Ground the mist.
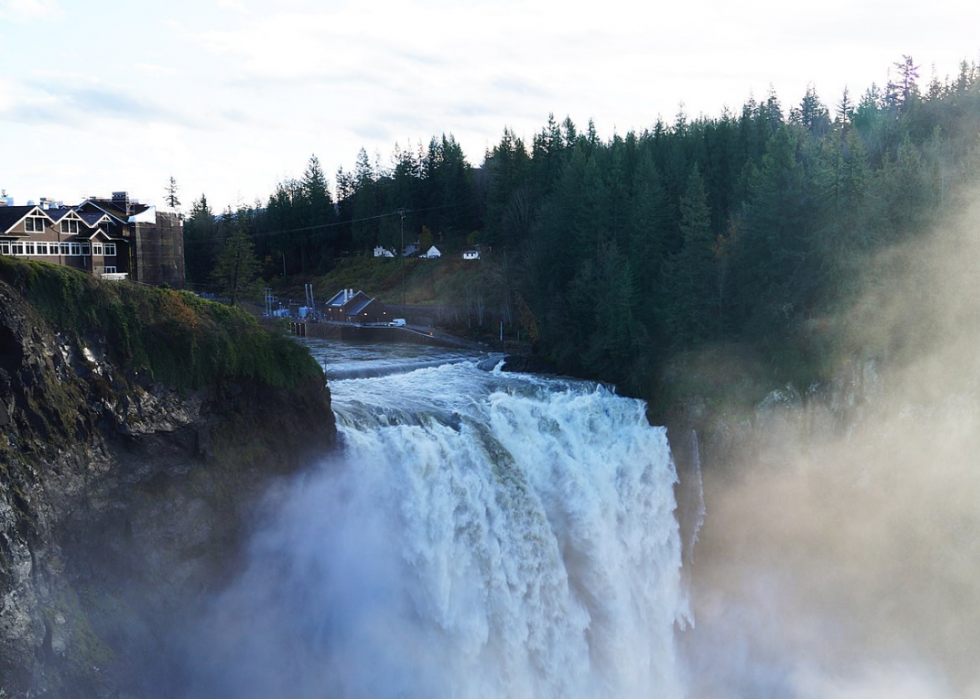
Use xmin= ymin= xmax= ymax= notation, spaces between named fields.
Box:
xmin=176 ymin=462 xmax=451 ymax=699
xmin=681 ymin=184 xmax=980 ymax=698
xmin=157 ymin=185 xmax=980 ymax=698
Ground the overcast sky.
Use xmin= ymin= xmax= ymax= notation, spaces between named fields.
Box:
xmin=1 ymin=0 xmax=977 ymax=212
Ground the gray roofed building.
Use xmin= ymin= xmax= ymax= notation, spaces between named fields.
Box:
xmin=326 ymin=288 xmax=357 ymax=308
xmin=0 ymin=206 xmax=38 ymax=234
xmin=78 ymin=211 xmax=111 ymax=227
xmin=322 ymin=288 xmax=389 ymax=324
xmin=343 ymin=293 xmax=374 ymax=316
xmin=44 ymin=208 xmax=72 ymax=223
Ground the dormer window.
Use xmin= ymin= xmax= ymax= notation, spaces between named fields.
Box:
xmin=26 ymin=216 xmax=46 ymax=232
xmin=61 ymin=220 xmax=80 ymax=234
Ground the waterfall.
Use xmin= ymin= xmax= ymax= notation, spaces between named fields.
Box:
xmin=678 ymin=430 xmax=706 ymax=568
xmin=182 ymin=358 xmax=688 ymax=699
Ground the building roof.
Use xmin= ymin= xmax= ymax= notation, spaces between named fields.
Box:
xmin=326 ymin=289 xmax=357 ymax=307
xmin=76 ymin=200 xmax=129 ymax=225
xmin=0 ymin=206 xmax=36 ymax=233
xmin=78 ymin=211 xmax=112 ymax=227
xmin=0 ymin=206 xmax=50 ymax=234
xmin=46 ymin=209 xmax=96 ymax=228
xmin=45 ymin=208 xmax=72 ymax=223
xmin=127 ymin=205 xmax=155 ymax=223
xmin=344 ymin=294 xmax=375 ymax=316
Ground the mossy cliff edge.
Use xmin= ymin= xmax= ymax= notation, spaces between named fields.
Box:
xmin=0 ymin=258 xmax=336 ymax=698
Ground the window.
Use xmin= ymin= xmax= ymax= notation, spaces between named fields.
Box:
xmin=61 ymin=220 xmax=80 ymax=234
xmin=12 ymin=242 xmax=24 ymax=255
xmin=69 ymin=243 xmax=81 ymax=256
xmin=104 ymin=243 xmax=117 ymax=256
xmin=81 ymin=243 xmax=90 ymax=255
xmin=92 ymin=243 xmax=103 ymax=255
xmin=104 ymin=266 xmax=117 ymax=274
xmin=60 ymin=242 xmax=71 ymax=255
xmin=25 ymin=216 xmax=46 ymax=232
xmin=0 ymin=241 xmax=10 ymax=255
xmin=36 ymin=242 xmax=48 ymax=255
xmin=24 ymin=242 xmax=36 ymax=255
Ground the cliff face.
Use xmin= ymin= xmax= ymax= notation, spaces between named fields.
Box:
xmin=0 ymin=275 xmax=336 ymax=698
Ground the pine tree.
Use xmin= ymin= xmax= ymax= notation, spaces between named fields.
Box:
xmin=735 ymin=126 xmax=817 ymax=334
xmin=890 ymin=55 xmax=921 ymax=110
xmin=790 ymin=85 xmax=831 ymax=136
xmin=484 ymin=128 xmax=531 ymax=247
xmin=165 ymin=176 xmax=181 ymax=211
xmin=351 ymin=148 xmax=379 ymax=252
xmin=212 ymin=210 xmax=260 ymax=306
xmin=663 ymin=166 xmax=717 ymax=347
xmin=836 ymin=87 xmax=854 ymax=126
xmin=184 ymin=194 xmax=217 ymax=284
xmin=299 ymin=154 xmax=336 ymax=273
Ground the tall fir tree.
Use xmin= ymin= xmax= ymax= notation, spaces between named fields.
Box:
xmin=663 ymin=166 xmax=717 ymax=347
xmin=212 ymin=210 xmax=260 ymax=306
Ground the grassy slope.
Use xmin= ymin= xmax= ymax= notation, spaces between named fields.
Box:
xmin=0 ymin=256 xmax=323 ymax=391
xmin=273 ymin=255 xmax=478 ymax=307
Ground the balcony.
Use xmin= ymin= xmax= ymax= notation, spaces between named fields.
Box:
xmin=100 ymin=272 xmax=129 ymax=281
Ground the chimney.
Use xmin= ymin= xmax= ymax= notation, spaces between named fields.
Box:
xmin=112 ymin=191 xmax=130 ymax=213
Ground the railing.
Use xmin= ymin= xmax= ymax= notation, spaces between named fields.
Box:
xmin=100 ymin=272 xmax=129 ymax=281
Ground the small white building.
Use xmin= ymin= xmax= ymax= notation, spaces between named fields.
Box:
xmin=423 ymin=245 xmax=443 ymax=258
xmin=462 ymin=249 xmax=481 ymax=260
xmin=373 ymin=245 xmax=395 ymax=258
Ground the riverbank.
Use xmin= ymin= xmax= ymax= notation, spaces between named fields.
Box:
xmin=258 ymin=316 xmax=490 ymax=351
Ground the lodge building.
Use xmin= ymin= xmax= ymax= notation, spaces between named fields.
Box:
xmin=0 ymin=191 xmax=185 ymax=287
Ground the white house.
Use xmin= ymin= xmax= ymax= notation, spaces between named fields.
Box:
xmin=422 ymin=245 xmax=442 ymax=258
xmin=462 ymin=249 xmax=481 ymax=260
xmin=373 ymin=245 xmax=395 ymax=258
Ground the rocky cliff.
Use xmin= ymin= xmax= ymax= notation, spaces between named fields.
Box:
xmin=0 ymin=260 xmax=336 ymax=698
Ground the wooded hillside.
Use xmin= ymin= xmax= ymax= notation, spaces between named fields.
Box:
xmin=184 ymin=55 xmax=980 ymax=398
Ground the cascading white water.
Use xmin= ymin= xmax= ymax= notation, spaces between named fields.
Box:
xmin=183 ymin=349 xmax=688 ymax=699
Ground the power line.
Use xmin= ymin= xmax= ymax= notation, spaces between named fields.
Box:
xmin=181 ymin=203 xmax=461 ymax=248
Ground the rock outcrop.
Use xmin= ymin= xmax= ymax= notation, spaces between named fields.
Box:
xmin=0 ymin=274 xmax=336 ymax=698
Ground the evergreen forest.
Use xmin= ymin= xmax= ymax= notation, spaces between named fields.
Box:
xmin=183 ymin=56 xmax=980 ymax=401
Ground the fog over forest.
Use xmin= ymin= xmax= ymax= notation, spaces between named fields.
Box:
xmin=681 ymin=183 xmax=980 ymax=698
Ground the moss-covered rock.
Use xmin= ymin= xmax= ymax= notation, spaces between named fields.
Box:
xmin=0 ymin=256 xmax=322 ymax=392
xmin=0 ymin=260 xmax=336 ymax=698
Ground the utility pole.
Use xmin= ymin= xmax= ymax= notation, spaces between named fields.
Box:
xmin=397 ymin=208 xmax=407 ymax=306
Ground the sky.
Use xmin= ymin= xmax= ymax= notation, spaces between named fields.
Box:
xmin=1 ymin=0 xmax=978 ymax=213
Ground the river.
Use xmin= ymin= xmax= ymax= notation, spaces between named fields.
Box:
xmin=180 ymin=339 xmax=690 ymax=699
